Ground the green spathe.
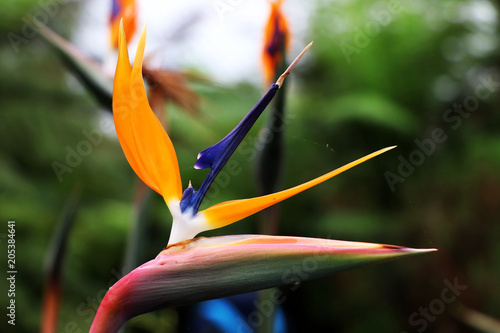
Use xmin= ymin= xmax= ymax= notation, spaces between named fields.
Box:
xmin=90 ymin=235 xmax=435 ymax=332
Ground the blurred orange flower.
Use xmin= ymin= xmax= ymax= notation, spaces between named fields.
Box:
xmin=110 ymin=0 xmax=137 ymax=49
xmin=262 ymin=0 xmax=290 ymax=85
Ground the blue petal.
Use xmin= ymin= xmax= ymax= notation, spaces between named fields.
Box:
xmin=196 ymin=298 xmax=244 ymax=332
xmin=195 ymin=83 xmax=280 ymax=170
xmin=181 ymin=83 xmax=280 ymax=214
xmin=190 ymin=292 xmax=288 ymax=333
xmin=110 ymin=0 xmax=121 ymax=20
xmin=179 ymin=184 xmax=195 ymax=212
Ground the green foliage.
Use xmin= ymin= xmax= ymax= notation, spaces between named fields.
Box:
xmin=1 ymin=0 xmax=40 ymax=32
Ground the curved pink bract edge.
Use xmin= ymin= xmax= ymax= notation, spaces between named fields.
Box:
xmin=90 ymin=235 xmax=436 ymax=332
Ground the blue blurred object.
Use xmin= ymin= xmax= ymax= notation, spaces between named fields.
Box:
xmin=188 ymin=292 xmax=287 ymax=333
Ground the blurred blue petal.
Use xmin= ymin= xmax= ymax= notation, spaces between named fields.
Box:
xmin=190 ymin=292 xmax=287 ymax=333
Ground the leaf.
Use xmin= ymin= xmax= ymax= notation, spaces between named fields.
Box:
xmin=39 ymin=24 xmax=114 ymax=110
xmin=42 ymin=185 xmax=81 ymax=333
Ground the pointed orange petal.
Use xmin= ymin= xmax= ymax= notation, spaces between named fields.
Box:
xmin=113 ymin=22 xmax=157 ymax=191
xmin=113 ymin=23 xmax=182 ymax=202
xmin=201 ymin=146 xmax=395 ymax=228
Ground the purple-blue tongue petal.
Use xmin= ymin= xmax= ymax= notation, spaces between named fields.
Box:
xmin=195 ymin=83 xmax=279 ymax=170
xmin=181 ymin=83 xmax=280 ymax=214
xmin=180 ymin=42 xmax=313 ymax=215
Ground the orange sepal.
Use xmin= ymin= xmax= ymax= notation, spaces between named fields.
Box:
xmin=112 ymin=23 xmax=182 ymax=202
xmin=202 ymin=146 xmax=395 ymax=228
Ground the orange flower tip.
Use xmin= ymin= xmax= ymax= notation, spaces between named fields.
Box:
xmin=382 ymin=145 xmax=397 ymax=152
xmin=276 ymin=41 xmax=313 ymax=87
xmin=368 ymin=145 xmax=396 ymax=156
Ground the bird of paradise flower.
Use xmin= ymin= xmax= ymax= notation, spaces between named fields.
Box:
xmin=114 ymin=24 xmax=395 ymax=245
xmin=89 ymin=22 xmax=436 ymax=333
xmin=110 ymin=0 xmax=137 ymax=50
xmin=262 ymin=0 xmax=290 ymax=85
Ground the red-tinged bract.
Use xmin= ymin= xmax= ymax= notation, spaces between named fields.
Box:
xmin=90 ymin=235 xmax=436 ymax=332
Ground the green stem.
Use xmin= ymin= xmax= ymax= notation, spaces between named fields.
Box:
xmin=256 ymin=58 xmax=288 ymax=333
xmin=256 ymin=288 xmax=278 ymax=333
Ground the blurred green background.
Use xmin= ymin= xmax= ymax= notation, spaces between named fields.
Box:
xmin=1 ymin=0 xmax=500 ymax=332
